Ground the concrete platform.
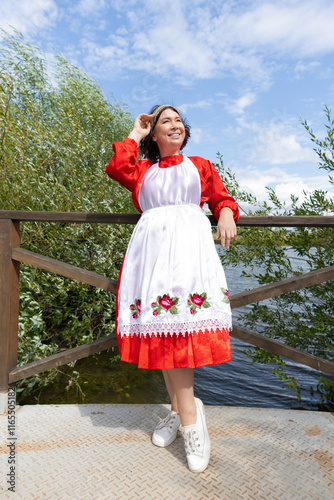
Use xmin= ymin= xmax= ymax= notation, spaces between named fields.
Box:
xmin=0 ymin=404 xmax=333 ymax=499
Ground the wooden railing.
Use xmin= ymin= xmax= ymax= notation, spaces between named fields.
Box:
xmin=1 ymin=210 xmax=334 ymax=394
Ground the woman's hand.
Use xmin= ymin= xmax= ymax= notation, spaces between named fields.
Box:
xmin=216 ymin=207 xmax=237 ymax=249
xmin=128 ymin=113 xmax=154 ymax=144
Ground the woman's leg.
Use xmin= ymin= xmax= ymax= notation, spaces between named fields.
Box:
xmin=162 ymin=369 xmax=178 ymax=413
xmin=162 ymin=368 xmax=197 ymax=426
xmin=161 ymin=367 xmax=210 ymax=472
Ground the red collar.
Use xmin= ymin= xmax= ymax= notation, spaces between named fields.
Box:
xmin=158 ymin=155 xmax=184 ymax=168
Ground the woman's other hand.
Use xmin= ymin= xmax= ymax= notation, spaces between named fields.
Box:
xmin=128 ymin=113 xmax=154 ymax=144
xmin=216 ymin=207 xmax=237 ymax=249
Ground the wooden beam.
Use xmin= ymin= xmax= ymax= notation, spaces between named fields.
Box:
xmin=230 ymin=265 xmax=334 ymax=309
xmin=0 ymin=220 xmax=20 ymax=391
xmin=231 ymin=325 xmax=334 ymax=376
xmin=209 ymin=215 xmax=334 ymax=227
xmin=0 ymin=210 xmax=141 ymax=224
xmin=8 ymin=334 xmax=118 ymax=383
xmin=9 ymin=325 xmax=334 ymax=382
xmin=0 ymin=210 xmax=334 ymax=227
xmin=12 ymin=248 xmax=117 ymax=293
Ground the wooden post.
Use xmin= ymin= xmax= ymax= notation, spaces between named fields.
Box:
xmin=0 ymin=219 xmax=20 ymax=413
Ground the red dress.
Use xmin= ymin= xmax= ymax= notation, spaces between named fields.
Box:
xmin=105 ymin=138 xmax=239 ymax=369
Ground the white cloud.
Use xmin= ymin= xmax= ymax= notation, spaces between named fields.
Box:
xmin=213 ymin=1 xmax=334 ymax=58
xmin=294 ymin=61 xmax=321 ymax=75
xmin=235 ymin=166 xmax=333 ymax=206
xmin=234 ymin=118 xmax=317 ymax=165
xmin=225 ymin=93 xmax=257 ymax=116
xmin=190 ymin=127 xmax=204 ymax=144
xmin=71 ymin=0 xmax=107 ymax=17
xmin=0 ymin=0 xmax=58 ymax=35
xmin=129 ymin=10 xmax=217 ymax=79
xmin=2 ymin=0 xmax=334 ymax=86
xmin=127 ymin=0 xmax=334 ymax=81
xmin=178 ymin=100 xmax=213 ymax=114
xmin=251 ymin=129 xmax=316 ymax=165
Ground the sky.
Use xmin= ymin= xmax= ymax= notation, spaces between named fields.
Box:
xmin=1 ymin=0 xmax=334 ymax=210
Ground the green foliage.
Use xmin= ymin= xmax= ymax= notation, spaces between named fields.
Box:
xmin=245 ymin=348 xmax=302 ymax=400
xmin=316 ymin=374 xmax=334 ymax=405
xmin=215 ymin=108 xmax=334 ymax=405
xmin=0 ymin=31 xmax=135 ymax=400
xmin=301 ymin=104 xmax=334 ymax=174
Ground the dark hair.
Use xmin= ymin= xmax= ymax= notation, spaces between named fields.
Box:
xmin=139 ymin=105 xmax=191 ymax=162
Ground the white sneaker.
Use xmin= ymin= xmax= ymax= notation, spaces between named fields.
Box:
xmin=152 ymin=411 xmax=181 ymax=447
xmin=182 ymin=397 xmax=210 ymax=473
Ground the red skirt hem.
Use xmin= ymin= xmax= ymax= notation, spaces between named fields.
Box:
xmin=116 ymin=327 xmax=231 ymax=369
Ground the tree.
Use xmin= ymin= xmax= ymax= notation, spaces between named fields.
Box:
xmin=0 ymin=31 xmax=134 ymax=400
xmin=215 ymin=108 xmax=334 ymax=405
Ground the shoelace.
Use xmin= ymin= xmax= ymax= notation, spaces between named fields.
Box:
xmin=155 ymin=413 xmax=176 ymax=430
xmin=183 ymin=429 xmax=201 ymax=455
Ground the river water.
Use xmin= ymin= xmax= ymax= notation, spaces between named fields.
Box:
xmin=20 ymin=248 xmax=333 ymax=411
xmin=196 ymin=261 xmax=332 ymax=411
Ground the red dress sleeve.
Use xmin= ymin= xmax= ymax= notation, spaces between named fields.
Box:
xmin=104 ymin=137 xmax=142 ymax=192
xmin=104 ymin=137 xmax=152 ymax=213
xmin=189 ymin=157 xmax=240 ymax=222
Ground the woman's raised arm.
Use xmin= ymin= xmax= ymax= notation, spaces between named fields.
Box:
xmin=128 ymin=113 xmax=154 ymax=144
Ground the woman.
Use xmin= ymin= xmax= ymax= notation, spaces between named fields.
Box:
xmin=105 ymin=105 xmax=239 ymax=473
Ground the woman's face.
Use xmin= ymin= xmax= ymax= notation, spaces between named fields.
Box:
xmin=152 ymin=108 xmax=186 ymax=157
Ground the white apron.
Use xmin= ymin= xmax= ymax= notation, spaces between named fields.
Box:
xmin=117 ymin=156 xmax=232 ymax=338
